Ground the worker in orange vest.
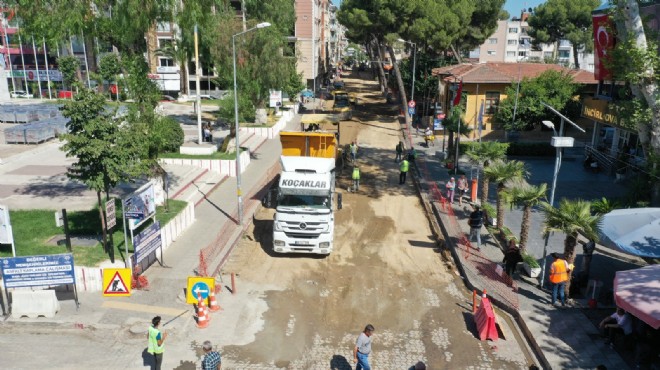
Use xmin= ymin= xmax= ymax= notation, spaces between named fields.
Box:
xmin=549 ymin=252 xmax=571 ymax=307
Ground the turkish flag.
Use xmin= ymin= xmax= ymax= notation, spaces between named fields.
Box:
xmin=593 ymin=14 xmax=615 ymax=80
xmin=452 ymin=80 xmax=463 ymax=107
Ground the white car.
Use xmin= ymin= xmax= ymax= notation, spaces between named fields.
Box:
xmin=10 ymin=90 xmax=33 ymax=99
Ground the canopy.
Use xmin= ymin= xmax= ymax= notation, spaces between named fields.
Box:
xmin=614 ymin=264 xmax=660 ymax=329
xmin=599 ymin=208 xmax=660 ymax=258
xmin=301 ymin=89 xmax=314 ymax=98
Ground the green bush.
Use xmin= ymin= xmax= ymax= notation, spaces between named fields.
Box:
xmin=152 ymin=116 xmax=184 ymax=153
xmin=506 ymin=142 xmax=555 ymax=157
xmin=523 ymin=253 xmax=540 ymax=268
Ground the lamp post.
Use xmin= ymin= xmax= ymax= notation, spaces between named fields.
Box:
xmin=537 ymin=102 xmax=585 ymax=288
xmin=397 ymin=38 xmax=416 ymax=102
xmin=233 ymin=22 xmax=271 ymax=226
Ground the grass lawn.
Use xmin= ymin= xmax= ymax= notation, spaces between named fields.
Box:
xmin=0 ymin=199 xmax=188 ymax=267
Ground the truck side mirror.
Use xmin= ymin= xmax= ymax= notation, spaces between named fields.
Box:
xmin=337 ymin=192 xmax=342 ymax=210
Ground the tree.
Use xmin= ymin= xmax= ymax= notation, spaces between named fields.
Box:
xmin=57 ymin=55 xmax=80 ymax=92
xmin=484 ymin=160 xmax=528 ymax=229
xmin=541 ymin=199 xmax=602 ymax=296
xmin=527 ymin=0 xmax=600 ymax=69
xmin=466 ymin=141 xmax=509 ymax=205
xmin=493 ymin=70 xmax=578 ymax=131
xmin=443 ymin=105 xmax=472 ymax=156
xmin=98 ymin=54 xmax=122 ymax=99
xmin=59 ymin=89 xmax=148 ymax=261
xmin=507 ymin=182 xmax=548 ymax=253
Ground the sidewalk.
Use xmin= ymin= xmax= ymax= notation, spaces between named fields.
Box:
xmin=409 ymin=130 xmax=634 ymax=369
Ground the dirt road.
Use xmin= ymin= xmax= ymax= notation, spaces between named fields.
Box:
xmin=218 ymin=74 xmax=531 ymax=369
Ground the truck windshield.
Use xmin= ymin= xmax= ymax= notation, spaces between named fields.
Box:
xmin=278 ymin=194 xmax=330 ymax=209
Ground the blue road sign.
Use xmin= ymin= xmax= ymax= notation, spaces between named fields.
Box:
xmin=191 ymin=281 xmax=210 ymax=300
xmin=1 ymin=253 xmax=75 ymax=289
xmin=408 ymin=107 xmax=416 ymax=116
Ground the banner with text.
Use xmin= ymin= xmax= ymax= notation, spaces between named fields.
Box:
xmin=1 ymin=253 xmax=75 ymax=289
xmin=124 ymin=183 xmax=156 ymax=230
xmin=132 ymin=221 xmax=162 ymax=265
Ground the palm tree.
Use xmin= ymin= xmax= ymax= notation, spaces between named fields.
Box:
xmin=466 ymin=141 xmax=509 ymax=205
xmin=508 ymin=182 xmax=548 ymax=253
xmin=484 ymin=160 xmax=528 ymax=229
xmin=541 ymin=199 xmax=602 ymax=296
xmin=155 ymin=42 xmax=189 ymax=96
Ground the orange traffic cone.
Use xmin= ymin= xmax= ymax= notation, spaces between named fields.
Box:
xmin=482 ymin=289 xmax=488 ymax=299
xmin=196 ymin=292 xmax=209 ymax=328
xmin=208 ymin=289 xmax=221 ymax=312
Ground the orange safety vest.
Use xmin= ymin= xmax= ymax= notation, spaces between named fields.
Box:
xmin=549 ymin=259 xmax=569 ymax=284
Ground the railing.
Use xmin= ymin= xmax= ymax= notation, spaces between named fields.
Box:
xmin=585 ymin=145 xmax=615 ymax=175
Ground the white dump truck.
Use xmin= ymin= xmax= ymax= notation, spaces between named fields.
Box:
xmin=272 ymin=132 xmax=340 ymax=254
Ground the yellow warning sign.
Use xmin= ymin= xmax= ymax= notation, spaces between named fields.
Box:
xmin=103 ymin=268 xmax=132 ymax=297
xmin=186 ymin=277 xmax=215 ymax=304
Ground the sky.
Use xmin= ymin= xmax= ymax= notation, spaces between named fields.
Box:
xmin=504 ymin=0 xmax=546 ymax=18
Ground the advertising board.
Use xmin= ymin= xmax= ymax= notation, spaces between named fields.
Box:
xmin=1 ymin=253 xmax=75 ymax=289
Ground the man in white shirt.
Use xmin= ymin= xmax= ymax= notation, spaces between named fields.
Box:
xmin=599 ymin=307 xmax=633 ymax=346
xmin=353 ymin=324 xmax=374 ymax=370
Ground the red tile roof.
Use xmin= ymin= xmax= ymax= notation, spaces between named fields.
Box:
xmin=432 ymin=62 xmax=598 ymax=85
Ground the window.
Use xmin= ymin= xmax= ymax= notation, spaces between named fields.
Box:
xmin=544 ymin=51 xmax=553 ymax=59
xmin=159 ymin=58 xmax=174 ymax=67
xmin=521 ymin=26 xmax=529 ymax=34
xmin=157 ymin=38 xmax=172 ymax=49
xmin=487 ymin=50 xmax=496 ymax=55
xmin=518 ymin=51 xmax=527 ymax=57
xmin=507 ymin=51 xmax=516 ymax=57
xmin=488 ymin=38 xmax=497 ymax=44
xmin=508 ymin=27 xmax=518 ymax=33
xmin=484 ymin=92 xmax=500 ymax=114
xmin=508 ymin=39 xmax=517 ymax=45
xmin=156 ymin=22 xmax=171 ymax=32
xmin=558 ymin=50 xmax=570 ymax=58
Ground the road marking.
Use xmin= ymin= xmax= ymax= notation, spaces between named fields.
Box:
xmin=101 ymin=301 xmax=191 ymax=317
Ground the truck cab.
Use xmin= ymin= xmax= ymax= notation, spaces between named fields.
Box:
xmin=273 ymin=156 xmax=336 ymax=254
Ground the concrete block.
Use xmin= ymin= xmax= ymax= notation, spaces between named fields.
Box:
xmin=11 ymin=290 xmax=60 ymax=318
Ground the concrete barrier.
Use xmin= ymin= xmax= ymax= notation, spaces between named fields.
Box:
xmin=159 ymin=150 xmax=250 ymax=177
xmin=11 ymin=289 xmax=60 ymax=318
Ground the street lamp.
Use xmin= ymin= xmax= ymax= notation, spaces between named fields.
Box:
xmin=233 ymin=21 xmax=271 ymax=226
xmin=537 ymin=103 xmax=585 ymax=288
xmin=397 ymin=38 xmax=416 ymax=102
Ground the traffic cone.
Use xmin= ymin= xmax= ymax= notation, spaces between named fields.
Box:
xmin=196 ymin=292 xmax=209 ymax=328
xmin=208 ymin=289 xmax=221 ymax=312
xmin=482 ymin=289 xmax=488 ymax=299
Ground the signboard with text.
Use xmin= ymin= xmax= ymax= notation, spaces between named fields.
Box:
xmin=269 ymin=90 xmax=283 ymax=108
xmin=106 ymin=199 xmax=116 ymax=230
xmin=124 ymin=183 xmax=156 ymax=230
xmin=7 ymin=70 xmax=63 ymax=82
xmin=132 ymin=221 xmax=162 ymax=265
xmin=0 ymin=204 xmax=13 ymax=244
xmin=1 ymin=253 xmax=75 ymax=289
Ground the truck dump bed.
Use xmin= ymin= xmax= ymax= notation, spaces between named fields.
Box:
xmin=280 ymin=131 xmax=337 ymax=159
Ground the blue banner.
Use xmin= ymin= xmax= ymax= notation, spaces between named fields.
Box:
xmin=133 ymin=222 xmax=162 ymax=264
xmin=1 ymin=253 xmax=75 ymax=289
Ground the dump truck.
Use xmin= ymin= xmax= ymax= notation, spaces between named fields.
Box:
xmin=272 ymin=132 xmax=340 ymax=255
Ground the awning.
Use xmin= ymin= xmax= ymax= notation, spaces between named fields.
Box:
xmin=599 ymin=208 xmax=660 ymax=258
xmin=614 ymin=264 xmax=660 ymax=329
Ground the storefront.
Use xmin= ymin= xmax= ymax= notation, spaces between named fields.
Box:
xmin=581 ymin=97 xmax=643 ymax=158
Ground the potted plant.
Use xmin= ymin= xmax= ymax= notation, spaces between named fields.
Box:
xmin=522 ymin=253 xmax=541 ymax=278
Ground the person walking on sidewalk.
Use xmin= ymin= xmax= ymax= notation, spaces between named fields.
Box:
xmin=352 ymin=165 xmax=360 ymax=192
xmin=446 ymin=177 xmax=456 ymax=204
xmin=457 ymin=175 xmax=468 ymax=205
xmin=503 ymin=241 xmax=523 ymax=278
xmin=549 ymin=253 xmax=571 ymax=307
xmin=468 ymin=206 xmax=484 ymax=249
xmin=201 ymin=340 xmax=222 ymax=370
xmin=395 ymin=141 xmax=403 ymax=162
xmin=353 ymin=324 xmax=375 ymax=370
xmin=399 ymin=158 xmax=410 ymax=184
xmin=147 ymin=316 xmax=167 ymax=370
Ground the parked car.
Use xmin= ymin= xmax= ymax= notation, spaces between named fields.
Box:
xmin=10 ymin=90 xmax=33 ymax=99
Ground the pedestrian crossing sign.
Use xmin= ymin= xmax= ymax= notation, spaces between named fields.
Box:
xmin=103 ymin=268 xmax=132 ymax=297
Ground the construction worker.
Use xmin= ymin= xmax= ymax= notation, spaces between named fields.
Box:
xmin=147 ymin=316 xmax=167 ymax=370
xmin=399 ymin=157 xmax=409 ymax=184
xmin=352 ymin=165 xmax=360 ymax=192
xmin=549 ymin=253 xmax=571 ymax=307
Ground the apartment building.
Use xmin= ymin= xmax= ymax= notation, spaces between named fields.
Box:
xmin=471 ymin=13 xmax=594 ymax=72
